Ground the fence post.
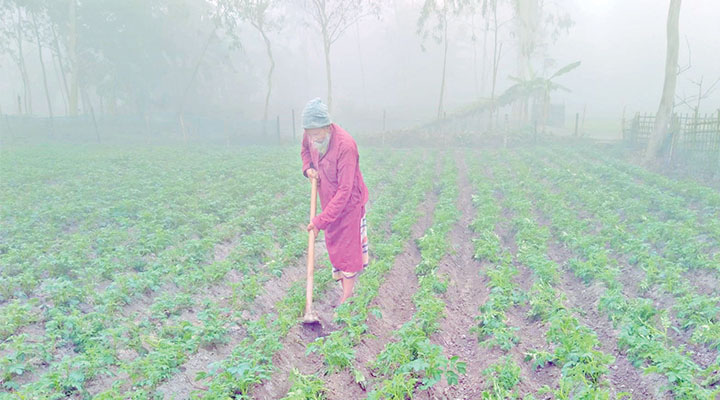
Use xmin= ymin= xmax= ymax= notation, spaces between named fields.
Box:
xmin=224 ymin=118 xmax=230 ymax=147
xmin=145 ymin=114 xmax=151 ymax=137
xmin=179 ymin=113 xmax=188 ymax=144
xmin=717 ymin=109 xmax=720 ymax=175
xmin=89 ymin=102 xmax=100 ymax=144
xmin=276 ymin=115 xmax=281 ymax=145
xmin=292 ymin=109 xmax=296 ymax=143
xmin=631 ymin=113 xmax=640 ymax=144
xmin=503 ymin=113 xmax=509 ymax=148
xmin=574 ymin=113 xmax=579 ymax=137
xmin=0 ymin=105 xmax=12 ymax=141
xmin=382 ymin=109 xmax=386 ymax=146
xmin=668 ymin=113 xmax=679 ymax=165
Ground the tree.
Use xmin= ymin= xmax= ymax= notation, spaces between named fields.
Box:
xmin=676 ymin=75 xmax=720 ymax=118
xmin=78 ymin=0 xmax=201 ymax=114
xmin=483 ymin=0 xmax=506 ymax=130
xmin=645 ymin=0 xmax=681 ymax=164
xmin=0 ymin=1 xmax=34 ymax=114
xmin=67 ymin=0 xmax=78 ymax=115
xmin=28 ymin=2 xmax=55 ymax=128
xmin=0 ymin=1 xmax=23 ymax=113
xmin=216 ymin=0 xmax=281 ymax=131
xmin=503 ymin=60 xmax=580 ymax=131
xmin=304 ymin=0 xmax=380 ymax=113
xmin=510 ymin=0 xmax=572 ymax=125
xmin=418 ymin=0 xmax=463 ymax=120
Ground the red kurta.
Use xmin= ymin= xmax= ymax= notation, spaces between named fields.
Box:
xmin=301 ymin=124 xmax=369 ymax=272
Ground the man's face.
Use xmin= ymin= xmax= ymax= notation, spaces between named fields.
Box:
xmin=305 ymin=126 xmax=330 ymax=145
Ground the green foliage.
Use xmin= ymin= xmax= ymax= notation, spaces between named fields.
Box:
xmin=1 ymin=147 xmax=388 ymax=399
xmin=367 ymin=373 xmax=417 ymax=400
xmin=511 ymin=147 xmax=719 ymax=398
xmin=481 ymin=356 xmax=521 ymax=400
xmin=369 ymin=156 xmax=466 ymax=396
xmin=524 ymin=349 xmax=556 ymax=370
xmin=4 ymin=145 xmax=720 ymax=399
xmin=282 ymin=368 xmax=327 ymax=400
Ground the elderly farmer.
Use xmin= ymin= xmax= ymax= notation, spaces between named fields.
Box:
xmin=301 ymin=98 xmax=369 ymax=306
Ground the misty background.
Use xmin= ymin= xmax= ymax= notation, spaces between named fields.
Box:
xmin=0 ymin=0 xmax=718 ymax=143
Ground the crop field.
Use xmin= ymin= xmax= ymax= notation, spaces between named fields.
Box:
xmin=2 ymin=145 xmax=720 ymax=400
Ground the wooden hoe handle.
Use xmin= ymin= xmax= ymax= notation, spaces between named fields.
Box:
xmin=304 ymin=178 xmax=318 ymax=318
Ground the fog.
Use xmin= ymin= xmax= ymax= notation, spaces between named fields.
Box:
xmin=1 ymin=0 xmax=718 ymax=141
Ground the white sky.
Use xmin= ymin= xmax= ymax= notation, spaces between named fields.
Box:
xmin=551 ymin=0 xmax=720 ymax=120
xmin=1 ymin=0 xmax=718 ymax=136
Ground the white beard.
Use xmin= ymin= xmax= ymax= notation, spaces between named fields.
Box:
xmin=312 ymin=136 xmax=330 ymax=155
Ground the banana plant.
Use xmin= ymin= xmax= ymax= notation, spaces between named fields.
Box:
xmin=499 ymin=60 xmax=581 ymax=131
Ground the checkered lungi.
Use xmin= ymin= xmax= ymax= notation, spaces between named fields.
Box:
xmin=332 ymin=212 xmax=368 ymax=281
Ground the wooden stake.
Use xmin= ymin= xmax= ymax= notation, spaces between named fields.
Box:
xmin=292 ymin=109 xmax=296 ymax=142
xmin=574 ymin=113 xmax=579 ymax=137
xmin=180 ymin=113 xmax=188 ymax=144
xmin=276 ymin=115 xmax=281 ymax=145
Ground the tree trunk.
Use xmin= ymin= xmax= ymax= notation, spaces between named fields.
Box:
xmin=515 ymin=0 xmax=539 ymax=126
xmin=178 ymin=31 xmax=214 ymax=115
xmin=68 ymin=0 xmax=79 ymax=116
xmin=355 ymin=21 xmax=367 ymax=106
xmin=32 ymin=12 xmax=54 ymax=132
xmin=437 ymin=16 xmax=448 ymax=120
xmin=16 ymin=8 xmax=32 ymax=115
xmin=81 ymin=88 xmax=100 ymax=143
xmin=50 ymin=44 xmax=69 ymax=114
xmin=480 ymin=18 xmax=489 ymax=99
xmin=50 ymin=23 xmax=70 ymax=114
xmin=645 ymin=0 xmax=681 ymax=164
xmin=259 ymin=26 xmax=274 ymax=133
xmin=323 ymin=36 xmax=333 ymax=114
xmin=489 ymin=4 xmax=501 ymax=131
xmin=471 ymin=15 xmax=480 ymax=99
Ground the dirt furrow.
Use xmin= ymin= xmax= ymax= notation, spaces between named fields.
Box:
xmin=535 ymin=162 xmax=720 ymax=371
xmin=533 ymin=209 xmax=667 ymax=399
xmin=314 ymin=189 xmax=439 ymax=400
xmin=154 ymin=177 xmax=400 ymax=398
xmin=153 ymin=240 xmax=319 ymax=399
xmin=418 ymin=154 xmax=494 ymax=399
xmin=495 ymin=206 xmax=560 ymax=397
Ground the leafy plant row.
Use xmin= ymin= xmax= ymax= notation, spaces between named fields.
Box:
xmin=1 ymin=152 xmax=306 ymax=397
xmin=0 ymin=149 xmax=322 ymax=339
xmin=530 ymin=150 xmax=720 ymax=352
xmin=515 ymin=151 xmax=720 ymax=398
xmin=491 ymin=154 xmax=618 ymax=400
xmin=1 ymin=148 xmax=282 ymax=303
xmin=464 ymin=154 xmax=527 ymax=399
xmin=99 ymin=151 xmax=399 ymax=399
xmin=182 ymin=152 xmax=409 ymax=400
xmin=1 ymin=149 xmax=391 ymax=398
xmin=1 ymin=158 xmax=311 ymax=397
xmin=578 ymin=148 xmax=720 ymax=211
xmin=304 ymin=152 xmax=435 ymax=390
xmin=367 ymin=155 xmax=466 ymax=399
xmin=465 ymin=155 xmax=522 ymax=353
xmin=552 ymin=147 xmax=720 ymax=273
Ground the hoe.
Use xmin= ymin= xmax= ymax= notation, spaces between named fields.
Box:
xmin=303 ymin=177 xmax=321 ymax=324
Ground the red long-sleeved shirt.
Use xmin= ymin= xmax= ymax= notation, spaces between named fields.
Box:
xmin=301 ymin=123 xmax=369 ymax=271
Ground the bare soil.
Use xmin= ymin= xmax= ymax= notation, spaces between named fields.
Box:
xmin=311 ymin=189 xmax=438 ymax=399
